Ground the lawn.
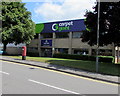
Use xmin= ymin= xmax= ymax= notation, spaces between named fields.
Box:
xmin=4 ymin=56 xmax=120 ymax=76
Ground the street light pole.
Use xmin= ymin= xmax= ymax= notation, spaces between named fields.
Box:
xmin=96 ymin=0 xmax=100 ymax=72
xmin=38 ymin=33 xmax=41 ymax=57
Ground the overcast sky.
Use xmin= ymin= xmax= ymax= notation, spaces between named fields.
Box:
xmin=23 ymin=0 xmax=96 ymax=23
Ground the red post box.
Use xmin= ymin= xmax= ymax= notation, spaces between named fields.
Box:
xmin=22 ymin=46 xmax=26 ymax=60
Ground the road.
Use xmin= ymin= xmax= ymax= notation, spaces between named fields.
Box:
xmin=0 ymin=60 xmax=119 ymax=95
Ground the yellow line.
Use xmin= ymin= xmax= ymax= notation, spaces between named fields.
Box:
xmin=1 ymin=60 xmax=119 ymax=86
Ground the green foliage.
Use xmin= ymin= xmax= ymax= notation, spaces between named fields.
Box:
xmin=1 ymin=2 xmax=35 ymax=46
xmin=27 ymin=52 xmax=39 ymax=57
xmin=35 ymin=23 xmax=44 ymax=33
xmin=53 ymin=53 xmax=113 ymax=63
xmin=82 ymin=2 xmax=120 ymax=46
xmin=0 ymin=2 xmax=2 ymax=34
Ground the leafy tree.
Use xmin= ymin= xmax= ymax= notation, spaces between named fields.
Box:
xmin=1 ymin=2 xmax=35 ymax=53
xmin=82 ymin=2 xmax=120 ymax=47
xmin=0 ymin=2 xmax=2 ymax=36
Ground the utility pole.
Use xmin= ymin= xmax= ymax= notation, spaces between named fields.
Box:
xmin=38 ymin=34 xmax=41 ymax=57
xmin=96 ymin=0 xmax=100 ymax=72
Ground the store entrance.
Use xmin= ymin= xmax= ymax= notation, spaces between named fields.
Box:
xmin=41 ymin=48 xmax=52 ymax=57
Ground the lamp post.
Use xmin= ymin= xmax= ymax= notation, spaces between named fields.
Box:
xmin=38 ymin=33 xmax=41 ymax=57
xmin=96 ymin=0 xmax=100 ymax=72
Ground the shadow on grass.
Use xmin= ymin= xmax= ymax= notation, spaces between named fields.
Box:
xmin=46 ymin=60 xmax=97 ymax=73
xmin=46 ymin=60 xmax=120 ymax=76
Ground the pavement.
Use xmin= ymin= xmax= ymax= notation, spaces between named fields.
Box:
xmin=1 ymin=56 xmax=120 ymax=85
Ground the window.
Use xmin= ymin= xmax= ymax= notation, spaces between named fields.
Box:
xmin=55 ymin=48 xmax=68 ymax=54
xmin=109 ymin=6 xmax=112 ymax=9
xmin=92 ymin=49 xmax=112 ymax=56
xmin=41 ymin=33 xmax=53 ymax=38
xmin=74 ymin=49 xmax=88 ymax=55
xmin=28 ymin=47 xmax=38 ymax=51
xmin=106 ymin=49 xmax=112 ymax=56
xmin=99 ymin=49 xmax=105 ymax=55
xmin=92 ymin=49 xmax=96 ymax=55
xmin=72 ymin=32 xmax=83 ymax=38
xmin=56 ymin=32 xmax=69 ymax=38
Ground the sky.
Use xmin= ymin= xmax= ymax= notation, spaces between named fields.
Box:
xmin=22 ymin=0 xmax=96 ymax=24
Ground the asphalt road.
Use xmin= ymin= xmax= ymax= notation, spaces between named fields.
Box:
xmin=1 ymin=60 xmax=119 ymax=95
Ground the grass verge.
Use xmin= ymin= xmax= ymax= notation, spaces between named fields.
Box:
xmin=4 ymin=56 xmax=120 ymax=76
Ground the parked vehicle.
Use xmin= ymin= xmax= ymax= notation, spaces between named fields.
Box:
xmin=0 ymin=48 xmax=3 ymax=54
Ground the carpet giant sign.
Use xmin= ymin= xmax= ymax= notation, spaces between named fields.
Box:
xmin=39 ymin=19 xmax=86 ymax=33
xmin=52 ymin=21 xmax=73 ymax=32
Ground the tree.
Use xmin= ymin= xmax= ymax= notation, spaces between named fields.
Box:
xmin=82 ymin=2 xmax=120 ymax=47
xmin=0 ymin=2 xmax=2 ymax=38
xmin=1 ymin=2 xmax=35 ymax=53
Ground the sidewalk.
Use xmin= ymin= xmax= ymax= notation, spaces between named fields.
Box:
xmin=1 ymin=56 xmax=119 ymax=84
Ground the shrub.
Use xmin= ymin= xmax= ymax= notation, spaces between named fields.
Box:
xmin=53 ymin=53 xmax=113 ymax=63
xmin=27 ymin=52 xmax=39 ymax=57
xmin=99 ymin=57 xmax=113 ymax=63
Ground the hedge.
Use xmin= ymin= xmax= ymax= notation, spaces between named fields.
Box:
xmin=53 ymin=53 xmax=113 ymax=63
xmin=27 ymin=52 xmax=39 ymax=57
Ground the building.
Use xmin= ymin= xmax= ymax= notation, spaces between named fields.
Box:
xmin=27 ymin=19 xmax=115 ymax=57
xmin=0 ymin=43 xmax=25 ymax=55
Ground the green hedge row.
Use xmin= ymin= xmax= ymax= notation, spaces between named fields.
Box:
xmin=27 ymin=52 xmax=39 ymax=57
xmin=53 ymin=53 xmax=114 ymax=63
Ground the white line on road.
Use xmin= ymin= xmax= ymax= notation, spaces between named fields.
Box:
xmin=28 ymin=79 xmax=80 ymax=94
xmin=0 ymin=71 xmax=10 ymax=75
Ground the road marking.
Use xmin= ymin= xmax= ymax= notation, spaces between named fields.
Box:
xmin=1 ymin=60 xmax=119 ymax=86
xmin=0 ymin=71 xmax=10 ymax=75
xmin=28 ymin=79 xmax=80 ymax=94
